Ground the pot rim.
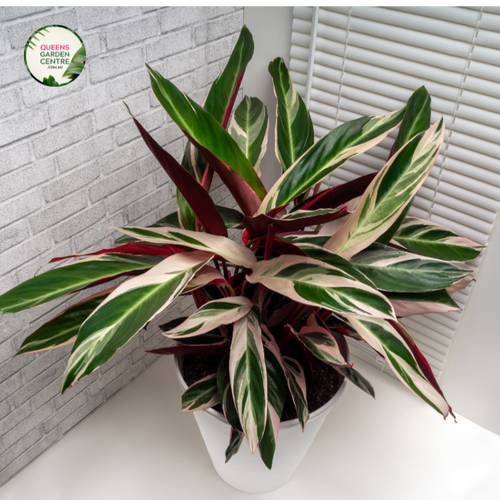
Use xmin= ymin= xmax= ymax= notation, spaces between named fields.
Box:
xmin=174 ymin=354 xmax=347 ymax=429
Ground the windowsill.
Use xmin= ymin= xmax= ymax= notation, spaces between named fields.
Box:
xmin=1 ymin=356 xmax=499 ymax=499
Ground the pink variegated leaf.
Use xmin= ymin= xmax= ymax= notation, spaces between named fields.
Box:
xmin=182 ymin=373 xmax=220 ymax=412
xmin=225 ymin=428 xmax=244 ymax=463
xmin=386 ymin=290 xmax=460 ymax=317
xmin=283 ymin=356 xmax=308 ymax=430
xmin=346 ymin=315 xmax=454 ymax=418
xmin=230 ymin=306 xmax=267 ymax=453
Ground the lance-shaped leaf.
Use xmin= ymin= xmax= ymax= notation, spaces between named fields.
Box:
xmin=226 ymin=428 xmax=244 ymax=463
xmin=147 ymin=66 xmax=266 ymax=213
xmin=182 ymin=374 xmax=220 ymax=412
xmin=160 ymin=317 xmax=226 ymax=345
xmin=178 ymin=26 xmax=254 ymax=228
xmin=62 ymin=251 xmax=213 ymax=391
xmin=325 ymin=119 xmax=445 ymax=260
xmin=0 ymin=254 xmax=163 ymax=314
xmin=392 ymin=216 xmax=484 ymax=262
xmin=229 ymin=96 xmax=269 ymax=176
xmin=268 ymin=57 xmax=314 ymax=173
xmin=446 ymin=277 xmax=473 ymax=295
xmin=15 ymin=290 xmax=111 ymax=356
xmin=283 ymin=356 xmax=308 ymax=430
xmin=229 ymin=306 xmax=267 ymax=453
xmin=386 ymin=290 xmax=460 ymax=317
xmin=243 ymin=207 xmax=348 ymax=239
xmin=127 ymin=109 xmax=227 ymax=237
xmin=149 ymin=345 xmax=229 ymax=356
xmin=218 ymin=353 xmax=242 ymax=430
xmin=162 ymin=297 xmax=253 ymax=339
xmin=279 ymin=234 xmax=331 ymax=247
xmin=350 ymin=243 xmax=470 ymax=293
xmin=217 ymin=205 xmax=244 ymax=229
xmin=338 ymin=365 xmax=375 ymax=398
xmin=259 ymin=328 xmax=288 ymax=469
xmin=246 ymin=255 xmax=395 ymax=320
xmin=290 ymin=316 xmax=347 ymax=366
xmin=296 ymin=243 xmax=376 ymax=289
xmin=393 ymin=86 xmax=432 ymax=154
xmin=294 ymin=173 xmax=376 ymax=212
xmin=257 ymin=107 xmax=405 ymax=214
xmin=346 ymin=315 xmax=452 ymax=418
xmin=114 ymin=226 xmax=257 ymax=269
xmin=62 ymin=45 xmax=86 ymax=80
xmin=182 ymin=266 xmax=226 ymax=294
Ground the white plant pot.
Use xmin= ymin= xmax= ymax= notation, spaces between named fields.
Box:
xmin=175 ymin=355 xmax=347 ymax=494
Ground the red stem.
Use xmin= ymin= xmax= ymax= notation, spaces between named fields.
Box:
xmin=264 ymin=223 xmax=277 ymax=260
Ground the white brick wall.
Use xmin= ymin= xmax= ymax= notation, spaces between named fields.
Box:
xmin=0 ymin=6 xmax=243 ymax=486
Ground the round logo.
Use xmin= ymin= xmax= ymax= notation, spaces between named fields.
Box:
xmin=24 ymin=25 xmax=86 ymax=87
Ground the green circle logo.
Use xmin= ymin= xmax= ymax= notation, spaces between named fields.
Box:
xmin=24 ymin=25 xmax=86 ymax=87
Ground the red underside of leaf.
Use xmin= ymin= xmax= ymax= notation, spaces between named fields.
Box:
xmin=133 ymin=117 xmax=228 ymax=237
xmin=222 ymin=70 xmax=245 ymax=128
xmin=184 ymin=132 xmax=261 ymax=217
xmin=243 ymin=207 xmax=348 ymax=239
xmin=298 ymin=173 xmax=376 ymax=211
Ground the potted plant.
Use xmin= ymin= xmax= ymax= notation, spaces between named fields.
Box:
xmin=0 ymin=26 xmax=483 ymax=493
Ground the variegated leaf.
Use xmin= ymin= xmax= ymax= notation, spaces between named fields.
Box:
xmin=246 ymin=255 xmax=395 ymax=320
xmin=229 ymin=96 xmax=268 ymax=176
xmin=257 ymin=107 xmax=405 ymax=214
xmin=160 ymin=317 xmax=226 ymax=346
xmin=226 ymin=428 xmax=244 ymax=463
xmin=350 ymin=243 xmax=470 ymax=293
xmin=290 ymin=316 xmax=347 ymax=366
xmin=182 ymin=266 xmax=226 ymax=294
xmin=15 ymin=290 xmax=111 ymax=355
xmin=268 ymin=57 xmax=314 ymax=173
xmin=386 ymin=290 xmax=460 ymax=317
xmin=182 ymin=374 xmax=220 ymax=412
xmin=0 ymin=253 xmax=163 ymax=314
xmin=278 ymin=234 xmax=331 ymax=247
xmin=296 ymin=243 xmax=376 ymax=288
xmin=392 ymin=216 xmax=484 ymax=262
xmin=229 ymin=306 xmax=267 ymax=453
xmin=62 ymin=251 xmax=213 ymax=391
xmin=147 ymin=65 xmax=267 ymax=216
xmin=347 ymin=315 xmax=452 ymax=418
xmin=325 ymin=119 xmax=445 ymax=259
xmin=114 ymin=226 xmax=256 ymax=268
xmin=259 ymin=327 xmax=288 ymax=469
xmin=283 ymin=356 xmax=308 ymax=430
xmin=218 ymin=353 xmax=242 ymax=430
xmin=446 ymin=277 xmax=473 ymax=295
xmin=162 ymin=297 xmax=253 ymax=339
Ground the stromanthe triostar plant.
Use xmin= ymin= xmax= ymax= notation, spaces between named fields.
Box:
xmin=0 ymin=26 xmax=484 ymax=469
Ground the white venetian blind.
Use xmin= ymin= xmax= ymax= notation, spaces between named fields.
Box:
xmin=290 ymin=6 xmax=500 ymax=378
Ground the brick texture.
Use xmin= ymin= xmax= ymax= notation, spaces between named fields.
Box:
xmin=0 ymin=6 xmax=243 ymax=488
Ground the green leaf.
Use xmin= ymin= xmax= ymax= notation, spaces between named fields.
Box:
xmin=350 ymin=243 xmax=470 ymax=293
xmin=217 ymin=353 xmax=242 ymax=430
xmin=182 ymin=373 xmax=220 ymax=411
xmin=325 ymin=118 xmax=445 ymax=259
xmin=225 ymin=428 xmax=244 ymax=462
xmin=147 ymin=65 xmax=266 ymax=215
xmin=62 ymin=45 xmax=86 ymax=79
xmin=268 ymin=57 xmax=314 ymax=173
xmin=283 ymin=356 xmax=308 ymax=430
xmin=43 ymin=75 xmax=59 ymax=86
xmin=229 ymin=306 xmax=267 ymax=453
xmin=393 ymin=86 xmax=431 ymax=153
xmin=162 ymin=297 xmax=252 ymax=339
xmin=393 ymin=216 xmax=484 ymax=262
xmin=229 ymin=96 xmax=268 ymax=176
xmin=0 ymin=254 xmax=163 ymax=314
xmin=246 ymin=255 xmax=396 ymax=320
xmin=114 ymin=226 xmax=257 ymax=268
xmin=62 ymin=251 xmax=213 ymax=391
xmin=347 ymin=315 xmax=452 ymax=418
xmin=385 ymin=289 xmax=460 ymax=317
xmin=216 ymin=205 xmax=244 ymax=229
xmin=258 ymin=107 xmax=405 ymax=213
xmin=16 ymin=291 xmax=110 ymax=355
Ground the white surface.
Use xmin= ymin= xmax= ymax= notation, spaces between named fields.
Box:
xmin=1 ymin=356 xmax=499 ymax=499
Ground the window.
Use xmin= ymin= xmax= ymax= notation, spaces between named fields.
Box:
xmin=290 ymin=6 xmax=500 ymax=377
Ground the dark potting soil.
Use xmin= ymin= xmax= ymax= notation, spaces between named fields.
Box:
xmin=181 ymin=353 xmax=343 ymax=422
